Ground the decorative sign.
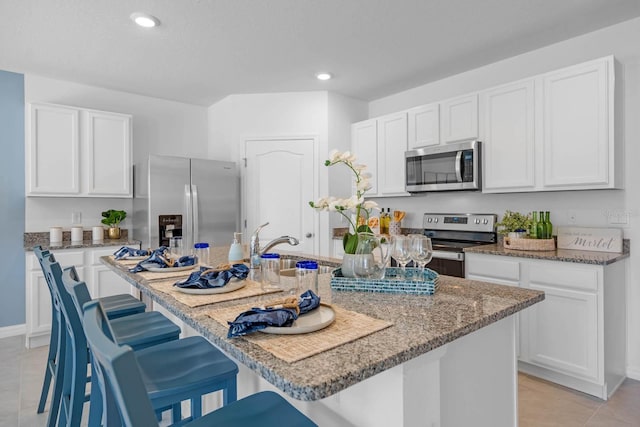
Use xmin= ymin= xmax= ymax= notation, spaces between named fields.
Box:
xmin=556 ymin=227 xmax=623 ymax=253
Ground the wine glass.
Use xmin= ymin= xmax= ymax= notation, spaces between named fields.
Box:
xmin=390 ymin=235 xmax=411 ymax=280
xmin=409 ymin=235 xmax=433 ymax=281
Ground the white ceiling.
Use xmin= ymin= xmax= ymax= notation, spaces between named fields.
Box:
xmin=2 ymin=0 xmax=640 ymax=106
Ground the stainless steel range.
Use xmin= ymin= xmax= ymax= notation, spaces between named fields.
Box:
xmin=422 ymin=213 xmax=497 ymax=278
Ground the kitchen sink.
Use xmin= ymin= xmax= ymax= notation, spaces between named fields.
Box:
xmin=279 ymin=258 xmax=336 ymax=277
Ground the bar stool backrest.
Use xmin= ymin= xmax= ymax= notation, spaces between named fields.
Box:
xmin=83 ymin=300 xmax=159 ymax=426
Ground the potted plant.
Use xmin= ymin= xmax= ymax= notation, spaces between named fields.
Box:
xmin=495 ymin=210 xmax=532 ymax=238
xmin=101 ymin=209 xmax=127 ymax=239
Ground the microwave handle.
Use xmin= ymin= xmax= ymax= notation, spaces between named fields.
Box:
xmin=455 ymin=151 xmax=463 ymax=182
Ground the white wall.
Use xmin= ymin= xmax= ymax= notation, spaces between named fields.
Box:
xmin=24 ymin=75 xmax=209 ymax=231
xmin=207 ymin=91 xmax=366 ymax=255
xmin=367 ymin=18 xmax=640 ymax=380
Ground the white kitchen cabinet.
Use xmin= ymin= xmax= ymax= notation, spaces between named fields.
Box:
xmin=26 ymin=103 xmax=80 ymax=195
xmin=351 ymin=113 xmax=409 ymax=198
xmin=25 ymin=245 xmax=139 ymax=348
xmin=479 ymin=56 xmax=618 ymax=193
xmin=377 ymin=112 xmax=409 ymax=196
xmin=351 ymin=119 xmax=378 ymax=196
xmin=440 ymin=93 xmax=478 ymax=143
xmin=542 ymin=56 xmax=618 ymax=190
xmin=465 ymin=252 xmax=626 ymax=399
xmin=407 ymin=103 xmax=439 ymax=149
xmin=26 ymin=102 xmax=133 ymax=198
xmin=480 ymin=79 xmax=537 ymax=192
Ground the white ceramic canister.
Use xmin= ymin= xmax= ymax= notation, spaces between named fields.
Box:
xmin=49 ymin=226 xmax=63 ymax=244
xmin=92 ymin=226 xmax=104 ymax=242
xmin=71 ymin=226 xmax=84 ymax=242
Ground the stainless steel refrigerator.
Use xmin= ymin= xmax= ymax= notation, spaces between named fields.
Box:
xmin=133 ymin=155 xmax=240 ymax=251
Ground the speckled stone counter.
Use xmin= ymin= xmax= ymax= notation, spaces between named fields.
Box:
xmin=24 ymin=231 xmax=139 ymax=251
xmin=464 ymin=240 xmax=630 ymax=265
xmin=100 ymin=246 xmax=544 ymax=403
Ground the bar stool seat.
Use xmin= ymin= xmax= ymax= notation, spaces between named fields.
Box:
xmin=98 ymin=294 xmax=146 ymax=319
xmin=84 ymin=300 xmax=315 ymax=427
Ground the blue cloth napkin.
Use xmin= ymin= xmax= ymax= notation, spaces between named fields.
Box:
xmin=174 ymin=264 xmax=249 ymax=289
xmin=113 ymin=246 xmax=152 ymax=260
xmin=129 ymin=248 xmax=197 ymax=273
xmin=227 ymin=290 xmax=321 ymax=338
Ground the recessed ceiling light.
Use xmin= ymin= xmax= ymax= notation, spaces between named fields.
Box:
xmin=130 ymin=12 xmax=160 ymax=28
xmin=316 ymin=72 xmax=332 ymax=81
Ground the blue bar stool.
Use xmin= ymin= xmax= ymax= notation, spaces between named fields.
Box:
xmin=65 ymin=274 xmax=241 ymax=426
xmin=33 ymin=246 xmax=146 ymax=427
xmin=83 ymin=299 xmax=316 ymax=427
xmin=38 ymin=252 xmax=181 ymax=427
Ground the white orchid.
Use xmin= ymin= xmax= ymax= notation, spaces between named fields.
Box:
xmin=309 ymin=149 xmax=378 ymax=254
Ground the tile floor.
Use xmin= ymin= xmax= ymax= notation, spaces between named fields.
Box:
xmin=1 ymin=334 xmax=639 ymax=426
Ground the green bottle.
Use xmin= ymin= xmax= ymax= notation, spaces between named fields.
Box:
xmin=544 ymin=211 xmax=552 ymax=239
xmin=537 ymin=211 xmax=546 ymax=239
xmin=530 ymin=211 xmax=539 ymax=239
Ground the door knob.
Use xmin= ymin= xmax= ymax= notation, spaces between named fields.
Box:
xmin=305 ymin=233 xmax=313 ymax=238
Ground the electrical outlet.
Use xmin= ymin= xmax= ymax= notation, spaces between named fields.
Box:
xmin=567 ymin=210 xmax=577 ymax=225
xmin=72 ymin=211 xmax=82 ymax=224
xmin=608 ymin=211 xmax=629 ymax=225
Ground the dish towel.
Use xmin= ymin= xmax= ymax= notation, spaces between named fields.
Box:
xmin=113 ymin=246 xmax=152 ymax=260
xmin=227 ymin=290 xmax=320 ymax=338
xmin=129 ymin=248 xmax=197 ymax=273
xmin=174 ymin=264 xmax=249 ymax=289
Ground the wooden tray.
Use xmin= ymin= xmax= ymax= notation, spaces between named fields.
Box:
xmin=504 ymin=237 xmax=555 ymax=251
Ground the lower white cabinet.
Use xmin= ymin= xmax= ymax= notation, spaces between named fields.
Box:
xmin=466 ymin=252 xmax=626 ymax=399
xmin=25 ymin=245 xmax=139 ymax=348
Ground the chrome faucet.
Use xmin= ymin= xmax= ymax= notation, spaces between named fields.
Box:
xmin=249 ymin=222 xmax=300 ymax=268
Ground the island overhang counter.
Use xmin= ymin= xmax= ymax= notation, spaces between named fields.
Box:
xmin=101 ymin=251 xmax=544 ymax=426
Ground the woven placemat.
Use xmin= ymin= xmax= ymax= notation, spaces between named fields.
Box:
xmin=148 ymin=278 xmax=283 ymax=308
xmin=206 ymin=303 xmax=393 ymax=363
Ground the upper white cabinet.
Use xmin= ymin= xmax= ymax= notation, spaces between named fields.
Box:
xmin=407 ymin=103 xmax=439 ymax=149
xmin=27 ymin=102 xmax=133 ymax=198
xmin=351 ymin=113 xmax=409 ymax=197
xmin=27 ymin=104 xmax=80 ymax=195
xmin=543 ymin=57 xmax=616 ymax=189
xmin=480 ymin=56 xmax=618 ymax=193
xmin=440 ymin=93 xmax=479 ymax=143
xmin=481 ymin=79 xmax=537 ymax=192
xmin=351 ymin=118 xmax=379 ymax=196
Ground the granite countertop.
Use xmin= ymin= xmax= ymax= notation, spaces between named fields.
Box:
xmin=100 ymin=245 xmax=544 ymax=401
xmin=24 ymin=231 xmax=140 ymax=251
xmin=464 ymin=240 xmax=630 ymax=265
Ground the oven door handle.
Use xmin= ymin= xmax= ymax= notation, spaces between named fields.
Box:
xmin=432 ymin=250 xmax=464 ymax=261
xmin=455 ymin=151 xmax=463 ymax=182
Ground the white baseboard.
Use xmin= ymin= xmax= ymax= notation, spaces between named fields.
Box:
xmin=626 ymin=366 xmax=640 ymax=381
xmin=0 ymin=324 xmax=26 ymax=339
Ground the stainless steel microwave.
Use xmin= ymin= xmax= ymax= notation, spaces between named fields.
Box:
xmin=405 ymin=140 xmax=481 ymax=192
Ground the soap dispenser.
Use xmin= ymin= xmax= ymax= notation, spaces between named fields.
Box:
xmin=228 ymin=232 xmax=244 ymax=264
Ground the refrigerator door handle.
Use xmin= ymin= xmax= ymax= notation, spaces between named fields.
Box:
xmin=192 ymin=184 xmax=199 ymax=245
xmin=184 ymin=184 xmax=192 ymax=251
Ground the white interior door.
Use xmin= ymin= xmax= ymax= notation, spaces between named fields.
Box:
xmin=244 ymin=138 xmax=316 ymax=255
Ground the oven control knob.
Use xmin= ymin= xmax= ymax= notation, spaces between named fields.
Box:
xmin=483 ymin=219 xmax=489 ymax=224
xmin=427 ymin=218 xmax=432 ymax=223
xmin=474 ymin=218 xmax=480 ymax=224
xmin=433 ymin=218 xmax=438 ymax=223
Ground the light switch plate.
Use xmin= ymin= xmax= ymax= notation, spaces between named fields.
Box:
xmin=72 ymin=211 xmax=82 ymax=224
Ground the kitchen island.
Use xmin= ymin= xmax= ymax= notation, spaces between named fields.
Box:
xmin=101 ymin=249 xmax=544 ymax=426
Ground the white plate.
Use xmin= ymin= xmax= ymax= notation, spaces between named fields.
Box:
xmin=121 ymin=255 xmax=148 ymax=260
xmin=261 ymin=304 xmax=335 ymax=335
xmin=145 ymin=265 xmax=197 ymax=273
xmin=175 ymin=279 xmax=246 ymax=295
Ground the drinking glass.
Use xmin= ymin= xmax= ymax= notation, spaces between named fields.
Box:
xmin=409 ymin=235 xmax=433 ymax=281
xmin=390 ymin=235 xmax=411 ymax=280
